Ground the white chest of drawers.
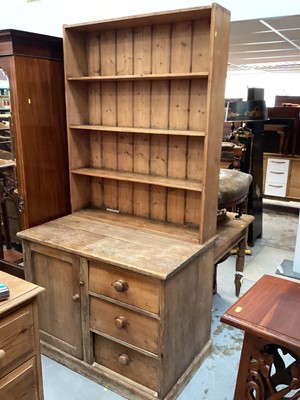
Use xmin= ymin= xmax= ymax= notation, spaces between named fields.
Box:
xmin=264 ymin=158 xmax=290 ymax=197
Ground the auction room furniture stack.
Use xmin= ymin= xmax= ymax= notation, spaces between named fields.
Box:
xmin=18 ymin=4 xmax=230 ymax=399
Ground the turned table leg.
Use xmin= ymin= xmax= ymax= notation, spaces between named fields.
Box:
xmin=234 ymin=234 xmax=246 ymax=297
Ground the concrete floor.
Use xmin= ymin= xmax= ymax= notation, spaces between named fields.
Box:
xmin=42 ymin=200 xmax=300 ymax=400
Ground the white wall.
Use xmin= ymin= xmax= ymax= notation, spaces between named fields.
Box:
xmin=1 ymin=0 xmax=300 ymax=37
xmin=226 ymin=71 xmax=300 ymax=106
xmin=1 ymin=0 xmax=300 ymax=102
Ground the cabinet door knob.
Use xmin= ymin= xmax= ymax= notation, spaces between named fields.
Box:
xmin=113 ymin=280 xmax=128 ymax=292
xmin=0 ymin=349 xmax=6 ymax=360
xmin=118 ymin=353 xmax=130 ymax=365
xmin=72 ymin=294 xmax=80 ymax=302
xmin=115 ymin=316 xmax=126 ymax=328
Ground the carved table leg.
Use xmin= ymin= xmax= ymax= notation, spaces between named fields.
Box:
xmin=235 ymin=234 xmax=246 ymax=297
xmin=234 ymin=333 xmax=300 ymax=400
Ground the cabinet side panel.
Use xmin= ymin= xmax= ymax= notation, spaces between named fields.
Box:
xmin=161 ymin=246 xmax=214 ymax=397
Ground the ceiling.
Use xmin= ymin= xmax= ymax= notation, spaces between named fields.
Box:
xmin=228 ymin=14 xmax=300 ymax=73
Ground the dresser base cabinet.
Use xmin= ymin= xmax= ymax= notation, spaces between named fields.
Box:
xmin=20 ymin=213 xmax=215 ymax=400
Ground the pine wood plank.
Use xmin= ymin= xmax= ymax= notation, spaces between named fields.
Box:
xmin=67 ymin=72 xmax=209 ymax=81
xmin=69 ymin=124 xmax=205 ymax=136
xmin=149 ymin=24 xmax=171 ymax=221
xmin=132 ymin=26 xmax=152 ymax=218
xmin=100 ymin=30 xmax=118 ymax=209
xmin=167 ymin=21 xmax=192 ymax=224
xmin=116 ymin=29 xmax=134 ymax=214
xmin=71 ymin=168 xmax=203 ymax=191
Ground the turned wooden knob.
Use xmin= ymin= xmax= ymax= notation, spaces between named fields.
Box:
xmin=72 ymin=294 xmax=80 ymax=302
xmin=113 ymin=280 xmax=128 ymax=292
xmin=118 ymin=353 xmax=129 ymax=365
xmin=0 ymin=349 xmax=6 ymax=360
xmin=115 ymin=316 xmax=126 ymax=329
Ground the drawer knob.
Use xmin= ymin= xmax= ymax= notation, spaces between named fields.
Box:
xmin=118 ymin=353 xmax=130 ymax=365
xmin=0 ymin=349 xmax=5 ymax=360
xmin=72 ymin=294 xmax=80 ymax=302
xmin=115 ymin=316 xmax=127 ymax=328
xmin=113 ymin=280 xmax=128 ymax=292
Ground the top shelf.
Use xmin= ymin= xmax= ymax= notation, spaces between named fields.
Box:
xmin=67 ymin=72 xmax=209 ymax=82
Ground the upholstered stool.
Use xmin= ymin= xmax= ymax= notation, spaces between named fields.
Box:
xmin=218 ymin=168 xmax=253 ymax=213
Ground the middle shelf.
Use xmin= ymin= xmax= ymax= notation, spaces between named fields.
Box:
xmin=69 ymin=124 xmax=206 ymax=137
xmin=71 ymin=167 xmax=203 ymax=192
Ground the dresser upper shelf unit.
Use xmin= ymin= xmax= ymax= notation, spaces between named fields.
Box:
xmin=64 ymin=3 xmax=230 ymax=244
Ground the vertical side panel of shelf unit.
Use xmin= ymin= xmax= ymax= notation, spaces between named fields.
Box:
xmin=132 ymin=26 xmax=152 ymax=218
xmin=100 ymin=30 xmax=118 ymax=210
xmin=149 ymin=24 xmax=171 ymax=221
xmin=200 ymin=5 xmax=230 ymax=244
xmin=116 ymin=29 xmax=134 ymax=214
xmin=167 ymin=21 xmax=192 ymax=224
xmin=64 ymin=29 xmax=91 ymax=211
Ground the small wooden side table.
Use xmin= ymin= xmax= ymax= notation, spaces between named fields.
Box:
xmin=221 ymin=275 xmax=300 ymax=399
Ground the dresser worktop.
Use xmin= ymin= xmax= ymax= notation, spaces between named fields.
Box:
xmin=18 ymin=211 xmax=215 ymax=280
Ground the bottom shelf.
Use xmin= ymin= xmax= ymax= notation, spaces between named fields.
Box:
xmin=75 ymin=208 xmax=201 ymax=244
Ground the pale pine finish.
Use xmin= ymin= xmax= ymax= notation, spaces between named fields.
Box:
xmin=19 ymin=5 xmax=230 ymax=399
xmin=19 ymin=213 xmax=216 ymax=399
xmin=64 ymin=4 xmax=230 ymax=244
xmin=0 ymin=271 xmax=44 ymax=400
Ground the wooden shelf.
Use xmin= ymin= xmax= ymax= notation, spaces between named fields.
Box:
xmin=72 ymin=167 xmax=203 ymax=192
xmin=64 ymin=3 xmax=230 ymax=244
xmin=67 ymin=72 xmax=209 ymax=82
xmin=69 ymin=124 xmax=206 ymax=137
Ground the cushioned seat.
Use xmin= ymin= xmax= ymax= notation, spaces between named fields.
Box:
xmin=218 ymin=169 xmax=253 ymax=209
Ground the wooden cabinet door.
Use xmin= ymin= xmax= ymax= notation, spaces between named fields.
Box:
xmin=0 ymin=48 xmax=70 ymax=232
xmin=13 ymin=55 xmax=70 ymax=229
xmin=26 ymin=244 xmax=83 ymax=359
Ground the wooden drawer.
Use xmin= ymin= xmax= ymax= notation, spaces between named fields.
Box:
xmin=90 ymin=296 xmax=159 ymax=353
xmin=94 ymin=335 xmax=159 ymax=392
xmin=264 ymin=182 xmax=287 ymax=197
xmin=0 ymin=356 xmax=39 ymax=400
xmin=266 ymin=158 xmax=289 ymax=172
xmin=0 ymin=304 xmax=35 ymax=378
xmin=89 ymin=261 xmax=160 ymax=314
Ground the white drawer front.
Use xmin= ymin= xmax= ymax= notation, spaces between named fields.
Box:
xmin=267 ymin=158 xmax=289 ymax=172
xmin=266 ymin=169 xmax=288 ymax=184
xmin=264 ymin=182 xmax=287 ymax=197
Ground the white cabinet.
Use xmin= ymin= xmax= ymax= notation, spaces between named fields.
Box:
xmin=264 ymin=158 xmax=289 ymax=197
